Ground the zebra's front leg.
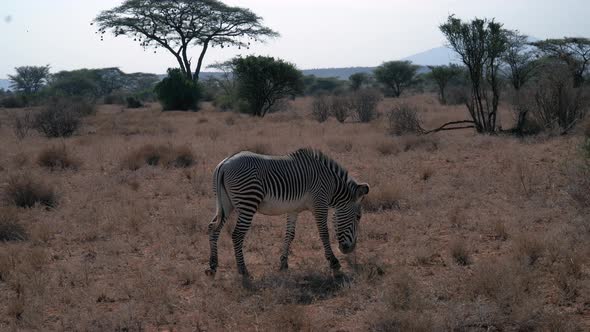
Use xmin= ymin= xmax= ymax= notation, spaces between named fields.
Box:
xmin=314 ymin=206 xmax=341 ymax=271
xmin=232 ymin=210 xmax=255 ymax=278
xmin=280 ymin=213 xmax=298 ymax=271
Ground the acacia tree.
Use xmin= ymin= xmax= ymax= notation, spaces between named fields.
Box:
xmin=440 ymin=16 xmax=508 ymax=133
xmin=427 ymin=64 xmax=463 ymax=104
xmin=207 ymin=60 xmax=235 ymax=96
xmin=8 ymin=65 xmax=51 ymax=95
xmin=94 ymin=0 xmax=278 ymax=82
xmin=501 ymin=30 xmax=540 ymax=133
xmin=532 ymin=38 xmax=590 ymax=88
xmin=502 ymin=31 xmax=538 ymax=91
xmin=374 ymin=61 xmax=418 ymax=97
xmin=232 ymin=56 xmax=303 ymax=117
xmin=349 ymin=72 xmax=371 ymax=91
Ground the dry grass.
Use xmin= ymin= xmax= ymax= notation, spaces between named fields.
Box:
xmin=37 ymin=145 xmax=80 ymax=170
xmin=3 ymin=174 xmax=57 ymax=209
xmin=400 ymin=135 xmax=439 ymax=152
xmin=121 ymin=143 xmax=195 ymax=170
xmin=362 ymin=185 xmax=402 ymax=212
xmin=450 ymin=238 xmax=471 ymax=266
xmin=0 ymin=95 xmax=587 ymax=330
xmin=374 ymin=139 xmax=400 ymax=156
xmin=0 ymin=207 xmax=27 ymax=242
xmin=512 ymin=233 xmax=545 ymax=266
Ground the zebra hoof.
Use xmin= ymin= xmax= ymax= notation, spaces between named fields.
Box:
xmin=330 ymin=260 xmax=341 ymax=271
xmin=205 ymin=269 xmax=216 ymax=277
xmin=279 ymin=262 xmax=289 ymax=271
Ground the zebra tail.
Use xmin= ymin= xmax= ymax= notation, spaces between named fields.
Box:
xmin=210 ymin=164 xmax=229 ymax=234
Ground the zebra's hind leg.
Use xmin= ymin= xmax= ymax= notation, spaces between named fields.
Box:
xmin=206 ymin=215 xmax=227 ymax=277
xmin=279 ymin=213 xmax=298 ymax=271
xmin=232 ymin=210 xmax=255 ymax=279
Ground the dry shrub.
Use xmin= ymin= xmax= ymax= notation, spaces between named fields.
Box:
xmin=448 ymin=206 xmax=466 ymax=229
xmin=311 ymin=94 xmax=330 ymax=123
xmin=184 ymin=169 xmax=209 ymax=196
xmin=388 ymin=104 xmax=424 ymax=136
xmin=468 ymin=258 xmax=536 ymax=314
xmin=450 ymin=238 xmax=471 ymax=266
xmin=382 ymin=270 xmax=422 ymax=311
xmin=34 ymin=98 xmax=93 ymax=138
xmin=121 ymin=144 xmax=195 ymax=170
xmin=13 ymin=112 xmax=34 ymax=140
xmin=375 ymin=139 xmax=400 ymax=156
xmin=224 ymin=115 xmax=236 ymax=126
xmin=12 ymin=152 xmax=29 ymax=168
xmin=555 ymin=263 xmax=581 ymax=302
xmin=512 ymin=233 xmax=545 ymax=266
xmin=170 ymin=145 xmax=195 ymax=168
xmin=4 ymin=174 xmax=57 ymax=209
xmin=346 ymin=256 xmax=386 ymax=283
xmin=0 ymin=207 xmax=27 ymax=242
xmin=37 ymin=145 xmax=80 ymax=171
xmin=178 ymin=267 xmax=198 ymax=286
xmin=362 ymin=186 xmax=402 ymax=212
xmin=266 ymin=305 xmax=309 ymax=332
xmin=493 ymin=221 xmax=508 ymax=241
xmin=420 ymin=166 xmax=433 ymax=181
xmin=401 ymin=135 xmax=439 ymax=152
xmin=330 ymin=95 xmax=353 ymax=123
xmin=371 ymin=312 xmax=434 ymax=332
xmin=351 ymin=89 xmax=382 ymax=123
xmin=568 ymin=138 xmax=590 ymax=207
xmin=7 ymin=296 xmax=25 ymax=321
xmin=525 ymin=67 xmax=589 ymax=133
xmin=514 ymin=159 xmax=534 ymax=197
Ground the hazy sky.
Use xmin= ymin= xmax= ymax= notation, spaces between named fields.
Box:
xmin=1 ymin=0 xmax=589 ymax=78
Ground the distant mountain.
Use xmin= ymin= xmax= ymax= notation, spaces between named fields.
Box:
xmin=402 ymin=46 xmax=461 ymax=67
xmin=0 ymin=79 xmax=10 ymax=91
xmin=301 ymin=67 xmax=375 ymax=80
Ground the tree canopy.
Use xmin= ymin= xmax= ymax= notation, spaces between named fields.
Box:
xmin=349 ymin=72 xmax=371 ymax=91
xmin=440 ymin=15 xmax=507 ymax=133
xmin=232 ymin=56 xmax=303 ymax=117
xmin=427 ymin=64 xmax=464 ymax=104
xmin=532 ymin=37 xmax=590 ymax=87
xmin=94 ymin=0 xmax=278 ymax=82
xmin=373 ymin=61 xmax=418 ymax=97
xmin=502 ymin=30 xmax=539 ymax=91
xmin=8 ymin=65 xmax=51 ymax=95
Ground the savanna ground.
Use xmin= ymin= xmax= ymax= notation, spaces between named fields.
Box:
xmin=0 ymin=94 xmax=588 ymax=331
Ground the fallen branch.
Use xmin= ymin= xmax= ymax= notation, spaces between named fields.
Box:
xmin=422 ymin=120 xmax=476 ymax=135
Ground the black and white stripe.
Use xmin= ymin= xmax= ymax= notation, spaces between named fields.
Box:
xmin=205 ymin=148 xmax=369 ymax=278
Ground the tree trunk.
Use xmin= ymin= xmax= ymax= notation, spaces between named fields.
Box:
xmin=193 ymin=41 xmax=210 ymax=82
xmin=181 ymin=42 xmax=193 ymax=81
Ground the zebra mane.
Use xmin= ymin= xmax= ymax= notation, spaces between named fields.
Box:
xmin=291 ymin=148 xmax=355 ymax=185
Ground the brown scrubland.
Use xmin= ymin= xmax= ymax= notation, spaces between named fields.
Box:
xmin=0 ymin=94 xmax=589 ymax=331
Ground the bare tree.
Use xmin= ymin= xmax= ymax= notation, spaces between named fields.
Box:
xmin=94 ymin=0 xmax=278 ymax=82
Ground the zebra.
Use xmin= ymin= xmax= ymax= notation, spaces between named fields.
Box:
xmin=205 ymin=148 xmax=370 ymax=279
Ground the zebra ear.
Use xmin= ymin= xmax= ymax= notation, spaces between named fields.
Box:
xmin=356 ymin=183 xmax=370 ymax=200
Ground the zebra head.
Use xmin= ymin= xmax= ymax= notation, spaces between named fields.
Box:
xmin=334 ymin=182 xmax=370 ymax=254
